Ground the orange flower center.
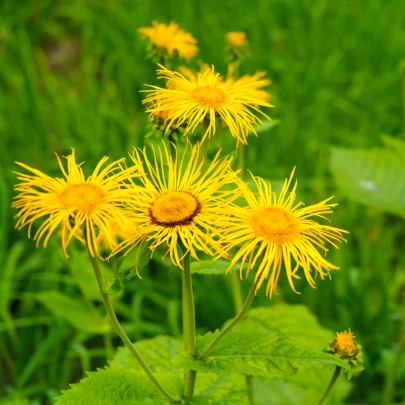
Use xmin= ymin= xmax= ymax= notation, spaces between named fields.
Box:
xmin=190 ymin=86 xmax=227 ymax=109
xmin=59 ymin=183 xmax=105 ymax=214
xmin=150 ymin=191 xmax=200 ymax=226
xmin=248 ymin=206 xmax=299 ymax=244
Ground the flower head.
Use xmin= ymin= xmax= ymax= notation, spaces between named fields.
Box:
xmin=114 ymin=142 xmax=240 ymax=269
xmin=13 ymin=150 xmax=139 ymax=258
xmin=226 ymin=32 xmax=248 ymax=49
xmin=333 ymin=329 xmax=357 ymax=356
xmin=222 ymin=169 xmax=347 ymax=297
xmin=144 ymin=65 xmax=272 ymax=145
xmin=138 ymin=21 xmax=198 ymax=61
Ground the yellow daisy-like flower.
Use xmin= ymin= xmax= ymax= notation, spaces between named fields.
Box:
xmin=226 ymin=32 xmax=248 ymax=48
xmin=222 ymin=169 xmax=347 ymax=297
xmin=138 ymin=21 xmax=198 ymax=61
xmin=144 ymin=65 xmax=272 ymax=145
xmin=114 ymin=142 xmax=240 ymax=269
xmin=13 ymin=150 xmax=140 ymax=258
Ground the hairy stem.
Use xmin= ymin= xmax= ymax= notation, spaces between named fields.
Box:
xmin=86 ymin=247 xmax=182 ymax=404
xmin=196 ymin=282 xmax=256 ymax=360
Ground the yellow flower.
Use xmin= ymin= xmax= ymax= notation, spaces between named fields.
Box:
xmin=144 ymin=65 xmax=272 ymax=145
xmin=333 ymin=329 xmax=356 ymax=355
xmin=114 ymin=142 xmax=240 ymax=269
xmin=226 ymin=32 xmax=248 ymax=48
xmin=13 ymin=150 xmax=140 ymax=258
xmin=222 ymin=169 xmax=347 ymax=297
xmin=227 ymin=66 xmax=272 ymax=103
xmin=138 ymin=21 xmax=198 ymax=61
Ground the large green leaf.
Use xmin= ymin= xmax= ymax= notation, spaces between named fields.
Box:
xmin=55 ymin=368 xmax=183 ymax=405
xmin=175 ymin=329 xmax=349 ymax=380
xmin=34 ymin=291 xmax=109 ymax=334
xmin=175 ymin=304 xmax=363 ymax=380
xmin=241 ymin=304 xmax=332 ymax=351
xmin=330 ymin=137 xmax=405 ymax=217
xmin=58 ymin=335 xmax=249 ymax=404
xmin=109 ymin=335 xmax=182 ymax=374
xmin=253 ymin=368 xmax=351 ymax=405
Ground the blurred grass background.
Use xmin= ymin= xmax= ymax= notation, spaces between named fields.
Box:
xmin=1 ymin=0 xmax=405 ymax=403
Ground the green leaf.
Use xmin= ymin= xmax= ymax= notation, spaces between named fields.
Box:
xmin=240 ymin=304 xmax=332 ymax=351
xmin=253 ymin=368 xmax=352 ymax=405
xmin=55 ymin=368 xmax=183 ymax=405
xmin=109 ymin=335 xmax=183 ymax=374
xmin=175 ymin=329 xmax=349 ymax=380
xmin=59 ymin=335 xmax=249 ymax=404
xmin=34 ymin=291 xmax=109 ymax=334
xmin=330 ymin=139 xmax=405 ymax=217
xmin=175 ymin=305 xmax=362 ymax=380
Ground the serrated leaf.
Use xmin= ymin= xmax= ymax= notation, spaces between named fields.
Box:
xmin=55 ymin=368 xmax=183 ymax=405
xmin=240 ymin=304 xmax=332 ymax=351
xmin=175 ymin=329 xmax=349 ymax=380
xmin=34 ymin=291 xmax=109 ymax=334
xmin=253 ymin=368 xmax=352 ymax=405
xmin=330 ymin=143 xmax=405 ymax=217
xmin=109 ymin=335 xmax=182 ymax=374
xmin=60 ymin=335 xmax=249 ymax=404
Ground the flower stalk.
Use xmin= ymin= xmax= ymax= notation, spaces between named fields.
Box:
xmin=181 ymin=244 xmax=197 ymax=399
xmin=195 ymin=282 xmax=256 ymax=360
xmin=86 ymin=242 xmax=182 ymax=404
xmin=316 ymin=366 xmax=341 ymax=405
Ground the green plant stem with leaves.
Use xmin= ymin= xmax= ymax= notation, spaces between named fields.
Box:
xmin=181 ymin=245 xmax=197 ymax=399
xmin=195 ymin=282 xmax=256 ymax=360
xmin=86 ymin=244 xmax=182 ymax=405
xmin=316 ymin=366 xmax=341 ymax=405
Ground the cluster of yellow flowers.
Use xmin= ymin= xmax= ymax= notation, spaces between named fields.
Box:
xmin=12 ymin=22 xmax=348 ymax=298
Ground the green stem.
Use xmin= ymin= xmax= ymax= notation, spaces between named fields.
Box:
xmin=382 ymin=286 xmax=405 ymax=404
xmin=231 ymin=271 xmax=244 ymax=312
xmin=181 ymin=245 xmax=197 ymax=399
xmin=316 ymin=367 xmax=341 ymax=405
xmin=196 ymin=282 xmax=256 ymax=360
xmin=86 ymin=247 xmax=182 ymax=404
xmin=238 ymin=143 xmax=246 ymax=178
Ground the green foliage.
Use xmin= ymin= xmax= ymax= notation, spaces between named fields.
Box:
xmin=0 ymin=399 xmax=30 ymax=405
xmin=330 ymin=136 xmax=405 ymax=217
xmin=175 ymin=305 xmax=361 ymax=381
xmin=57 ymin=335 xmax=249 ymax=404
xmin=34 ymin=291 xmax=110 ymax=334
xmin=55 ymin=368 xmax=182 ymax=405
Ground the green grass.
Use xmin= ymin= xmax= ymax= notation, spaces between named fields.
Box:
xmin=1 ymin=0 xmax=405 ymax=403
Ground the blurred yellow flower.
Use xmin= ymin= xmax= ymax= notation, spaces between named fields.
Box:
xmin=222 ymin=169 xmax=347 ymax=297
xmin=226 ymin=32 xmax=248 ymax=48
xmin=144 ymin=65 xmax=272 ymax=145
xmin=333 ymin=329 xmax=356 ymax=354
xmin=114 ymin=142 xmax=240 ymax=269
xmin=138 ymin=21 xmax=198 ymax=61
xmin=13 ymin=150 xmax=140 ymax=258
